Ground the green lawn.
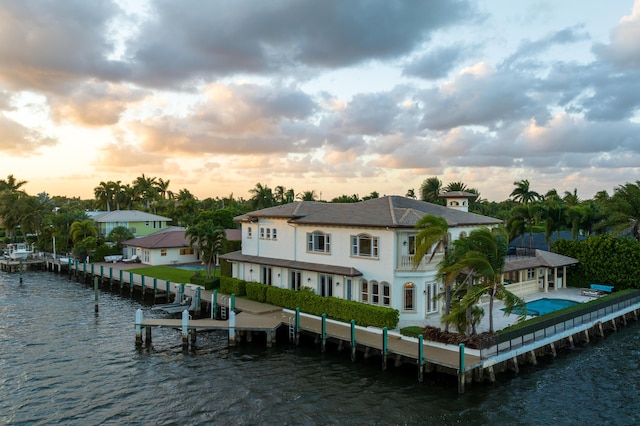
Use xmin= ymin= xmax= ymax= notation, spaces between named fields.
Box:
xmin=123 ymin=265 xmax=221 ymax=283
xmin=123 ymin=266 xmax=195 ymax=283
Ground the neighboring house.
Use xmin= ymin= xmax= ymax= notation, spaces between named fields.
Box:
xmin=221 ymin=195 xmax=503 ymax=322
xmin=122 ymin=226 xmax=198 ymax=265
xmin=88 ymin=210 xmax=172 ymax=237
xmin=221 ymin=195 xmax=579 ymax=323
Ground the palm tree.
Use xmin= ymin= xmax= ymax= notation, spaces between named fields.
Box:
xmin=249 ymin=183 xmax=274 ymax=209
xmin=186 ymin=219 xmax=227 ymax=279
xmin=0 ymin=175 xmax=28 ymax=241
xmin=413 ymin=214 xmax=453 ymax=331
xmin=604 ymin=181 xmax=640 ymax=241
xmin=297 ymin=190 xmax=318 ymax=201
xmin=94 ymin=181 xmax=115 ymax=211
xmin=70 ymin=220 xmax=98 ymax=243
xmin=133 ymin=174 xmax=158 ymax=210
xmin=439 ymin=227 xmax=526 ymax=334
xmin=419 ymin=176 xmax=443 ymax=204
xmin=510 ymin=180 xmax=542 ymax=248
xmin=155 ymin=178 xmax=174 ymax=200
xmin=510 ymin=179 xmax=541 ymax=204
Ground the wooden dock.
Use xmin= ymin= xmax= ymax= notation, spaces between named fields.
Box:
xmin=58 ymin=260 xmax=640 ymax=392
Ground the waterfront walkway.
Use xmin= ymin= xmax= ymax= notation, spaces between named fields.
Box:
xmin=72 ymin=261 xmax=477 ymax=370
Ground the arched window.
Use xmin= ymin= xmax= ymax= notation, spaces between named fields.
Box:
xmin=404 ymin=282 xmax=415 ymax=311
xmin=459 ymin=231 xmax=467 ymax=239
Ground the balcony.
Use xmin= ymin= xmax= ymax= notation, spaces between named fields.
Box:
xmin=397 ymin=254 xmax=441 ymax=271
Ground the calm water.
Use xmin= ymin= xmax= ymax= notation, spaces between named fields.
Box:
xmin=1 ymin=271 xmax=639 ymax=425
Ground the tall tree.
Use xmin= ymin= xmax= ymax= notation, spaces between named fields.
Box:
xmin=605 ymin=181 xmax=640 ymax=241
xmin=249 ymin=183 xmax=274 ymax=209
xmin=297 ymin=190 xmax=318 ymax=201
xmin=419 ymin=176 xmax=443 ymax=204
xmin=413 ymin=214 xmax=453 ymax=331
xmin=440 ymin=227 xmax=526 ymax=334
xmin=186 ymin=215 xmax=227 ymax=278
xmin=510 ymin=179 xmax=541 ymax=204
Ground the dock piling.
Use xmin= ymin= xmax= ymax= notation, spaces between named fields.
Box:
xmin=458 ymin=343 xmax=465 ymax=394
xmin=135 ymin=309 xmax=143 ymax=347
xmin=229 ymin=309 xmax=236 ymax=346
xmin=94 ymin=277 xmax=99 ymax=313
xmin=382 ymin=327 xmax=388 ymax=371
xmin=350 ymin=320 xmax=356 ymax=362
xmin=181 ymin=310 xmax=189 ymax=350
xmin=418 ymin=335 xmax=424 ymax=383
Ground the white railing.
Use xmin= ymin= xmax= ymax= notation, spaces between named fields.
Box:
xmin=397 ymin=254 xmax=441 ymax=270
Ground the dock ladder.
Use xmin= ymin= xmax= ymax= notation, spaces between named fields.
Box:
xmin=288 ymin=316 xmax=296 ymax=342
xmin=220 ymin=296 xmax=229 ymax=320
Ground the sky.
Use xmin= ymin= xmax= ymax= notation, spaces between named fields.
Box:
xmin=1 ymin=0 xmax=639 ymax=203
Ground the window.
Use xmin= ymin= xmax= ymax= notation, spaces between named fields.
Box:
xmin=260 ymin=228 xmax=265 ymax=239
xmin=180 ymin=248 xmax=194 ymax=255
xmin=145 ymin=221 xmax=150 ymax=226
xmin=307 ymin=231 xmax=331 ymax=253
xmin=247 ymin=227 xmax=252 ymax=238
xmin=371 ymin=280 xmax=379 ymax=304
xmin=404 ymin=282 xmax=415 ymax=311
xmin=290 ymin=270 xmax=302 ymax=291
xmin=425 ymin=282 xmax=438 ymax=314
xmin=381 ymin=281 xmax=390 ymax=307
xmin=351 ymin=234 xmax=378 ymax=258
xmin=266 ymin=228 xmax=271 ymax=239
xmin=527 ymin=268 xmax=536 ymax=280
xmin=272 ymin=228 xmax=277 ymax=240
xmin=261 ymin=266 xmax=272 ymax=285
xmin=459 ymin=231 xmax=467 ymax=239
xmin=320 ymin=274 xmax=333 ymax=297
xmin=160 ymin=249 xmax=167 ymax=257
xmin=408 ymin=235 xmax=416 ymax=255
xmin=360 ymin=279 xmax=369 ymax=303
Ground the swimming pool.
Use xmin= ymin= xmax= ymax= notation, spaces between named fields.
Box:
xmin=506 ymin=298 xmax=580 ymax=317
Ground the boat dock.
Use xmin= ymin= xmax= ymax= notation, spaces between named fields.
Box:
xmin=46 ymin=260 xmax=640 ymax=392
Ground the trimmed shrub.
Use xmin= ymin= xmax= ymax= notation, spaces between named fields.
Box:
xmin=190 ymin=274 xmax=219 ymax=290
xmin=246 ymin=282 xmax=268 ymax=302
xmin=220 ymin=276 xmax=246 ymax=296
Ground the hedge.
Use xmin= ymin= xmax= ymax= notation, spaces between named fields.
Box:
xmin=190 ymin=275 xmax=219 ymax=290
xmin=220 ymin=276 xmax=246 ymax=296
xmin=239 ymin=282 xmax=399 ymax=329
xmin=553 ymin=235 xmax=640 ymax=290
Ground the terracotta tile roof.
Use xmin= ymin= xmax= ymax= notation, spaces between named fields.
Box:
xmin=236 ymin=195 xmax=501 ymax=228
xmin=122 ymin=228 xmax=190 ymax=249
xmin=220 ymin=251 xmax=363 ymax=277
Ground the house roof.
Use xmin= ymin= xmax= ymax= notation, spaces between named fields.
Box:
xmin=90 ymin=210 xmax=172 ymax=223
xmin=439 ymin=191 xmax=478 ymax=199
xmin=504 ymin=249 xmax=578 ymax=273
xmin=122 ymin=227 xmax=189 ymax=249
xmin=235 ymin=196 xmax=501 ymax=229
xmin=220 ymin=250 xmax=363 ymax=277
xmin=225 ymin=229 xmax=241 ymax=241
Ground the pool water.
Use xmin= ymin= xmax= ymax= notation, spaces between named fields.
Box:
xmin=506 ymin=298 xmax=580 ymax=316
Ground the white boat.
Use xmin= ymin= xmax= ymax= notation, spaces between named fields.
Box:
xmin=6 ymin=243 xmax=33 ymax=260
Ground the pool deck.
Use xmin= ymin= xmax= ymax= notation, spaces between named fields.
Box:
xmin=407 ymin=287 xmax=597 ymax=333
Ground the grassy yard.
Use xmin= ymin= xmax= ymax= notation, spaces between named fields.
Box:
xmin=122 ymin=266 xmax=200 ymax=283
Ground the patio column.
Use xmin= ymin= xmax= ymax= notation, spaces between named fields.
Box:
xmin=543 ymin=268 xmax=549 ymax=293
xmin=554 ymin=268 xmax=558 ymax=291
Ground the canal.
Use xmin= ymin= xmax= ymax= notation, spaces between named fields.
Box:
xmin=1 ymin=271 xmax=638 ymax=425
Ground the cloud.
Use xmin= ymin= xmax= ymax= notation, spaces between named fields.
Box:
xmin=0 ymin=114 xmax=57 ymax=154
xmin=127 ymin=0 xmax=475 ymax=86
xmin=419 ymin=63 xmax=539 ymax=130
xmin=50 ymin=81 xmax=149 ymax=126
xmin=593 ymin=0 xmax=640 ymax=69
xmin=0 ymin=0 xmax=127 ymax=92
xmin=403 ymin=44 xmax=472 ymax=79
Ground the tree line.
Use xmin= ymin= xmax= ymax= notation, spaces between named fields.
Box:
xmin=1 ymin=173 xmax=639 ymax=257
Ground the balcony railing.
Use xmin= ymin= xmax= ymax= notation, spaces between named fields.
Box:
xmin=397 ymin=254 xmax=440 ymax=270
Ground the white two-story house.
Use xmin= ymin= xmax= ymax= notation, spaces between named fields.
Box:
xmin=221 ymin=195 xmax=505 ymax=322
